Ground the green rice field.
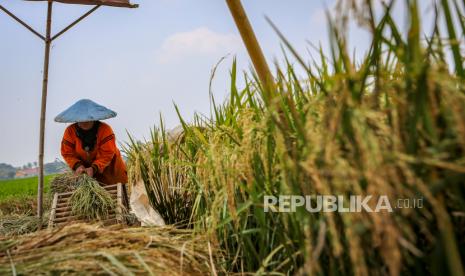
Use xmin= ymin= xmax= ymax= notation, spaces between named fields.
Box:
xmin=0 ymin=175 xmax=55 ymax=202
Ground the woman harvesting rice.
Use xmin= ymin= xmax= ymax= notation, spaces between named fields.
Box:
xmin=55 ymin=99 xmax=127 ymax=185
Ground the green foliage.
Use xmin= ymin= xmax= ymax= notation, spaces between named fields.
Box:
xmin=126 ymin=0 xmax=465 ymax=275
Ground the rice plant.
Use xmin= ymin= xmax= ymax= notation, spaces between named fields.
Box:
xmin=125 ymin=122 xmax=196 ymax=227
xmin=126 ymin=0 xmax=465 ymax=274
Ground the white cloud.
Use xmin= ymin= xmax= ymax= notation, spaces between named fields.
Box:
xmin=156 ymin=27 xmax=242 ymax=63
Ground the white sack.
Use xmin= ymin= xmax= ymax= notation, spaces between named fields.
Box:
xmin=129 ymin=180 xmax=165 ymax=226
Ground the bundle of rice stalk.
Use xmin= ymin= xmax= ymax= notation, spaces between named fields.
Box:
xmin=0 ymin=223 xmax=220 ymax=275
xmin=70 ymin=175 xmax=116 ymax=221
xmin=50 ymin=173 xmax=79 ymax=194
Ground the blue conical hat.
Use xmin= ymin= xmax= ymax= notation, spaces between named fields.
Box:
xmin=55 ymin=99 xmax=117 ymax=123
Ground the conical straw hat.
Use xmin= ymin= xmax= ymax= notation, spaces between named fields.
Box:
xmin=55 ymin=99 xmax=117 ymax=123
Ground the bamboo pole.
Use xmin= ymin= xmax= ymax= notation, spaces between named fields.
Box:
xmin=225 ymin=0 xmax=273 ymax=95
xmin=38 ymin=0 xmax=53 ymax=221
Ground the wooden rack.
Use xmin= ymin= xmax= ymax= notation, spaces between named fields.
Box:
xmin=48 ymin=183 xmax=129 ymax=228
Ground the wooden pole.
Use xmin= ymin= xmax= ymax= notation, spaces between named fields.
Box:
xmin=225 ymin=0 xmax=273 ymax=94
xmin=38 ymin=0 xmax=53 ymax=221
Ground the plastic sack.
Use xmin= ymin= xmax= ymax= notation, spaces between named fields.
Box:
xmin=129 ymin=179 xmax=165 ymax=226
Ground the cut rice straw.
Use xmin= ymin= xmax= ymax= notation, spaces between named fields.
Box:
xmin=0 ymin=223 xmax=219 ymax=275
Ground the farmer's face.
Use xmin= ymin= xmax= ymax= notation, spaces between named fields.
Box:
xmin=78 ymin=121 xmax=94 ymax=130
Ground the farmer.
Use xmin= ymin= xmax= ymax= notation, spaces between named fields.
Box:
xmin=55 ymin=99 xmax=128 ymax=185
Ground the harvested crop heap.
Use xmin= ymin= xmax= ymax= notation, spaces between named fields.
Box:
xmin=50 ymin=172 xmax=79 ymax=194
xmin=69 ymin=175 xmax=116 ymax=220
xmin=0 ymin=214 xmax=42 ymax=237
xmin=0 ymin=223 xmax=217 ymax=275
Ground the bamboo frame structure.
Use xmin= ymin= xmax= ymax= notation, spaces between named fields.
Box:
xmin=0 ymin=1 xmax=136 ymax=222
xmin=225 ymin=0 xmax=274 ymax=96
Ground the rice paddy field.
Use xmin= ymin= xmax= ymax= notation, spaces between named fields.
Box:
xmin=1 ymin=0 xmax=465 ymax=275
xmin=0 ymin=176 xmax=54 ymax=201
xmin=0 ymin=176 xmax=54 ymax=215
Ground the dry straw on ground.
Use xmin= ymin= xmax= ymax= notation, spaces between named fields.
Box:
xmin=0 ymin=214 xmax=43 ymax=237
xmin=0 ymin=223 xmax=218 ymax=275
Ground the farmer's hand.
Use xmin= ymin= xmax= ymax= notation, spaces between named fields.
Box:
xmin=75 ymin=165 xmax=85 ymax=175
xmin=85 ymin=167 xmax=94 ymax=177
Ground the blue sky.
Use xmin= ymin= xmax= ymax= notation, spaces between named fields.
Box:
xmin=0 ymin=0 xmax=437 ymax=166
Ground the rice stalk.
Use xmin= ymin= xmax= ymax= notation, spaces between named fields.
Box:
xmin=124 ymin=123 xmax=195 ymax=227
xmin=70 ymin=175 xmax=116 ymax=221
xmin=123 ymin=0 xmax=465 ymax=275
xmin=49 ymin=172 xmax=79 ymax=194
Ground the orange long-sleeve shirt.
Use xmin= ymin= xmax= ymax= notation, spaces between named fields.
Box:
xmin=61 ymin=122 xmax=128 ymax=185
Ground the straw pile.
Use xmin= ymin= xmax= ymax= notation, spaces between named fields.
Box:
xmin=0 ymin=214 xmax=43 ymax=237
xmin=0 ymin=196 xmax=49 ymax=216
xmin=70 ymin=175 xmax=116 ymax=220
xmin=0 ymin=223 xmax=218 ymax=275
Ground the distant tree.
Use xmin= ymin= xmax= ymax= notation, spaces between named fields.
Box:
xmin=27 ymin=162 xmax=32 ymax=169
xmin=0 ymin=163 xmax=17 ymax=180
xmin=33 ymin=161 xmax=38 ymax=168
xmin=44 ymin=160 xmax=69 ymax=175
